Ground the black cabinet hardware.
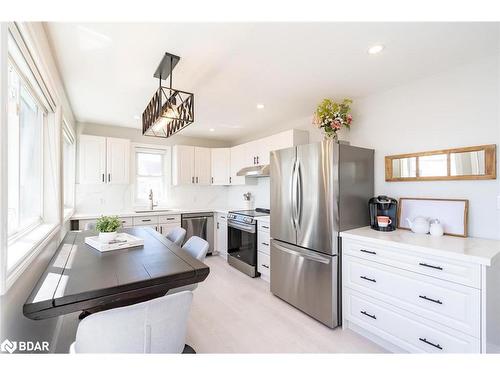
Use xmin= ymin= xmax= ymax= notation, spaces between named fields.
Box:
xmin=360 ymin=310 xmax=376 ymax=320
xmin=419 ymin=295 xmax=443 ymax=304
xmin=419 ymin=338 xmax=443 ymax=350
xmin=360 ymin=276 xmax=376 ymax=283
xmin=261 ymin=264 xmax=269 ymax=269
xmin=121 ymin=221 xmax=126 ymax=223
xmin=229 ymin=177 xmax=232 ymax=184
xmin=166 ymin=218 xmax=175 ymax=221
xmin=102 ymin=174 xmax=105 ymax=182
xmin=253 ymin=157 xmax=256 ymax=165
xmin=419 ymin=262 xmax=443 ymax=270
xmin=262 ymin=242 xmax=269 ymax=246
xmin=360 ymin=249 xmax=377 ymax=255
xmin=159 ymin=226 xmax=163 ymax=234
xmin=196 ymin=176 xmax=199 ymax=183
xmin=211 ymin=177 xmax=214 ymax=184
xmin=256 ymin=156 xmax=259 ymax=164
xmin=217 ymin=222 xmax=220 ymax=229
xmin=192 ymin=176 xmax=194 ymax=183
xmin=108 ymin=173 xmax=111 ymax=182
xmin=262 ymin=225 xmax=269 ymax=229
xmin=142 ymin=219 xmax=152 ymax=222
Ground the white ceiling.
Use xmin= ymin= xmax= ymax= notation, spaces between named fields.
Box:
xmin=45 ymin=22 xmax=499 ymax=142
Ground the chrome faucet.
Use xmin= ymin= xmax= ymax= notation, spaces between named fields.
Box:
xmin=148 ymin=189 xmax=157 ymax=211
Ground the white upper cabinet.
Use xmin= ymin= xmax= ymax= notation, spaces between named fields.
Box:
xmin=106 ymin=137 xmax=130 ymax=184
xmin=230 ymin=143 xmax=246 ymax=185
xmin=211 ymin=148 xmax=231 ymax=185
xmin=194 ymin=147 xmax=211 ymax=185
xmin=79 ymin=135 xmax=106 ymax=184
xmin=79 ymin=135 xmax=129 ymax=185
xmin=172 ymin=145 xmax=211 ymax=185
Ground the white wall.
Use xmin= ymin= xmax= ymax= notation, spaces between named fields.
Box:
xmin=345 ymin=56 xmax=500 ymax=239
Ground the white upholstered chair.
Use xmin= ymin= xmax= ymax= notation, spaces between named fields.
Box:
xmin=69 ymin=291 xmax=193 ymax=353
xmin=165 ymin=227 xmax=187 ymax=246
xmin=167 ymin=236 xmax=209 ymax=295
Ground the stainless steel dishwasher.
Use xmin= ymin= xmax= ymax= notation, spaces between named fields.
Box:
xmin=181 ymin=212 xmax=214 ymax=255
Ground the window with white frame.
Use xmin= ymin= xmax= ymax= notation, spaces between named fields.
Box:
xmin=63 ymin=121 xmax=75 ymax=215
xmin=7 ymin=60 xmax=45 ymax=239
xmin=135 ymin=147 xmax=166 ymax=204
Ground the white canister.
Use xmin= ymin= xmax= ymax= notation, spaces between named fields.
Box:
xmin=429 ymin=219 xmax=444 ymax=237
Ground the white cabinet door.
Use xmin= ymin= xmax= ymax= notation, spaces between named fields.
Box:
xmin=194 ymin=147 xmax=211 ymax=185
xmin=106 ymin=137 xmax=130 ymax=184
xmin=159 ymin=223 xmax=182 ymax=237
xmin=216 ymin=215 xmax=228 ymax=259
xmin=230 ymin=143 xmax=246 ymax=185
xmin=255 ymin=137 xmax=272 ymax=165
xmin=79 ymin=135 xmax=106 ymax=184
xmin=211 ymin=148 xmax=231 ymax=185
xmin=172 ymin=145 xmax=195 ymax=185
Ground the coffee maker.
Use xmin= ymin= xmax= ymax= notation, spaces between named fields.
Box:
xmin=369 ymin=195 xmax=397 ymax=231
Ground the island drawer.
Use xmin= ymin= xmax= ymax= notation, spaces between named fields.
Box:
xmin=342 ymin=239 xmax=481 ymax=288
xmin=344 ymin=289 xmax=480 ymax=353
xmin=158 ymin=214 xmax=181 ymax=224
xmin=133 ymin=215 xmax=159 ymax=226
xmin=344 ymin=255 xmax=480 ymax=337
xmin=119 ymin=217 xmax=133 ymax=227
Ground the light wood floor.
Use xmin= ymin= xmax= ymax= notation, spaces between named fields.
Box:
xmin=186 ymin=255 xmax=385 ymax=353
xmin=55 ymin=255 xmax=385 ymax=353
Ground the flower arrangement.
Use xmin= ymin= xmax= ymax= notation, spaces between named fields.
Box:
xmin=312 ymin=98 xmax=353 ymax=139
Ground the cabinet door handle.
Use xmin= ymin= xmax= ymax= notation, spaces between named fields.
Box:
xmin=229 ymin=177 xmax=232 ymax=184
xmin=142 ymin=219 xmax=152 ymax=222
xmin=160 ymin=226 xmax=163 ymax=234
xmin=262 ymin=242 xmax=269 ymax=246
xmin=419 ymin=262 xmax=443 ymax=271
xmin=256 ymin=156 xmax=259 ymax=164
xmin=360 ymin=276 xmax=376 ymax=283
xmin=419 ymin=338 xmax=443 ymax=350
xmin=217 ymin=222 xmax=220 ymax=229
xmin=108 ymin=173 xmax=111 ymax=182
xmin=360 ymin=310 xmax=376 ymax=320
xmin=262 ymin=225 xmax=269 ymax=229
xmin=211 ymin=177 xmax=214 ymax=184
xmin=102 ymin=174 xmax=105 ymax=182
xmin=261 ymin=264 xmax=269 ymax=269
xmin=192 ymin=176 xmax=194 ymax=183
xmin=253 ymin=157 xmax=256 ymax=165
xmin=419 ymin=295 xmax=443 ymax=305
xmin=360 ymin=249 xmax=377 ymax=255
xmin=196 ymin=176 xmax=199 ymax=183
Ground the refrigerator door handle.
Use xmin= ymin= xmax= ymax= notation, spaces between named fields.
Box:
xmin=291 ymin=159 xmax=299 ymax=229
xmin=297 ymin=161 xmax=303 ymax=225
xmin=273 ymin=241 xmax=331 ymax=264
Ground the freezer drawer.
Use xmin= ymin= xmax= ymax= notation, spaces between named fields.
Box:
xmin=270 ymin=239 xmax=338 ymax=328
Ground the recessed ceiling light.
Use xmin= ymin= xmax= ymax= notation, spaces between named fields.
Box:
xmin=209 ymin=128 xmax=215 ymax=132
xmin=133 ymin=115 xmax=140 ymax=120
xmin=368 ymin=44 xmax=384 ymax=55
xmin=256 ymin=104 xmax=265 ymax=109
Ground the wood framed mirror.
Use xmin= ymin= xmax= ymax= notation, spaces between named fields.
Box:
xmin=385 ymin=144 xmax=496 ymax=182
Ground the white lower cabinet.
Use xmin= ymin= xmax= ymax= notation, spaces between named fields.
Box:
xmin=216 ymin=213 xmax=228 ymax=259
xmin=342 ymin=237 xmax=483 ymax=353
xmin=158 ymin=214 xmax=181 ymax=237
xmin=257 ymin=220 xmax=271 ymax=282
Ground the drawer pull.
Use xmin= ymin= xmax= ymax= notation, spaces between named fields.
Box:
xmin=121 ymin=221 xmax=126 ymax=223
xmin=419 ymin=338 xmax=443 ymax=350
xmin=360 ymin=276 xmax=376 ymax=283
xmin=261 ymin=264 xmax=269 ymax=269
xmin=142 ymin=219 xmax=152 ymax=222
xmin=262 ymin=242 xmax=269 ymax=246
xmin=419 ymin=295 xmax=443 ymax=305
xmin=360 ymin=249 xmax=377 ymax=255
xmin=261 ymin=225 xmax=269 ymax=229
xmin=360 ymin=310 xmax=376 ymax=320
xmin=419 ymin=262 xmax=443 ymax=271
xmin=166 ymin=218 xmax=175 ymax=221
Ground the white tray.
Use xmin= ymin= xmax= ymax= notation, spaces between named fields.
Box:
xmin=85 ymin=233 xmax=145 ymax=252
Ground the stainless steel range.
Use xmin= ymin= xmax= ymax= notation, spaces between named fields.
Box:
xmin=227 ymin=208 xmax=270 ymax=277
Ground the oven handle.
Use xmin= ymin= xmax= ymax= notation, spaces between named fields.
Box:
xmin=272 ymin=241 xmax=331 ymax=264
xmin=228 ymin=221 xmax=256 ymax=233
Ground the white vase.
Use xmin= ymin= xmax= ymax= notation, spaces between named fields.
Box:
xmin=99 ymin=231 xmax=117 ymax=243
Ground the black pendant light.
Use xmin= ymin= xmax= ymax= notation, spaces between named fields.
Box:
xmin=142 ymin=52 xmax=194 ymax=138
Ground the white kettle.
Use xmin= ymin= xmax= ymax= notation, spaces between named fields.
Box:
xmin=406 ymin=217 xmax=430 ymax=234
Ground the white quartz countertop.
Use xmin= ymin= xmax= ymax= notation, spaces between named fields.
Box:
xmin=341 ymin=226 xmax=500 ymax=266
xmin=71 ymin=207 xmax=242 ymax=220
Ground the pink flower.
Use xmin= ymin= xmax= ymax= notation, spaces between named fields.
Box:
xmin=332 ymin=119 xmax=342 ymax=129
xmin=346 ymin=114 xmax=352 ymax=124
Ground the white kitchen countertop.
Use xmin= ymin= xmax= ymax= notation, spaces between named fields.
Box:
xmin=71 ymin=207 xmax=243 ymax=220
xmin=341 ymin=226 xmax=500 ymax=266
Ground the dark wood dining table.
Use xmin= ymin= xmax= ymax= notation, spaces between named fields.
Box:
xmin=23 ymin=227 xmax=210 ymax=320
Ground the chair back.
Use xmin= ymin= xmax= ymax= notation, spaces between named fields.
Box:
xmin=72 ymin=291 xmax=193 ymax=353
xmin=166 ymin=227 xmax=187 ymax=246
xmin=182 ymin=236 xmax=209 ymax=262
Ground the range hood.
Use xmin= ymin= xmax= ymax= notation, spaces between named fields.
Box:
xmin=236 ymin=164 xmax=270 ymax=177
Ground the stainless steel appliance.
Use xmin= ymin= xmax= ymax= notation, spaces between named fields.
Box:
xmin=181 ymin=212 xmax=214 ymax=254
xmin=270 ymin=140 xmax=374 ymax=328
xmin=227 ymin=208 xmax=270 ymax=277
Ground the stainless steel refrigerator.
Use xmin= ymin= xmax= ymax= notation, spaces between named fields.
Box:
xmin=270 ymin=140 xmax=374 ymax=328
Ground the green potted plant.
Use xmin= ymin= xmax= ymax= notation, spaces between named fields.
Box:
xmin=96 ymin=215 xmax=122 ymax=243
xmin=312 ymin=98 xmax=353 ymax=140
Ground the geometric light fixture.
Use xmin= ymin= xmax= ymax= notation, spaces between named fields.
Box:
xmin=142 ymin=52 xmax=194 ymax=138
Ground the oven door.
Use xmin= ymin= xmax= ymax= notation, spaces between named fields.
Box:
xmin=227 ymin=220 xmax=258 ymax=277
